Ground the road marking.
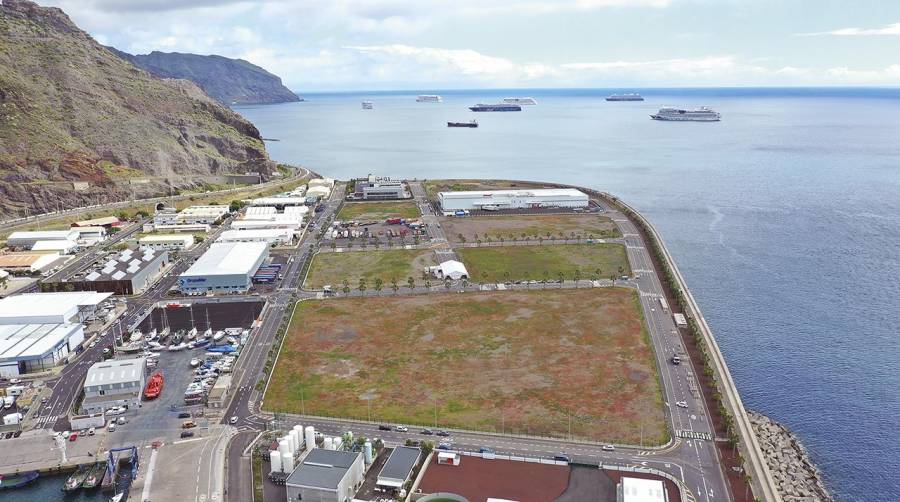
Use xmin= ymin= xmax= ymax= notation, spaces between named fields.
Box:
xmin=676 ymin=430 xmax=712 ymax=441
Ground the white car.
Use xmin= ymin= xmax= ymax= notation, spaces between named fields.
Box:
xmin=394 ymin=425 xmax=408 ymax=432
xmin=105 ymin=407 xmax=126 ymax=416
xmin=9 ymin=378 xmax=21 ymax=384
xmin=229 ymin=416 xmax=239 ymax=425
xmin=675 ymin=401 xmax=689 ymax=409
xmin=601 ymin=444 xmax=616 ymax=451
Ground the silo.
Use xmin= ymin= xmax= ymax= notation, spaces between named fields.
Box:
xmin=270 ymin=450 xmax=283 ymax=473
xmin=286 ymin=433 xmax=296 ymax=455
xmin=304 ymin=426 xmax=316 ymax=449
xmin=278 ymin=439 xmax=290 ymax=457
xmin=292 ymin=425 xmax=304 ymax=449
xmin=364 ymin=441 xmax=373 ymax=464
xmin=281 ymin=451 xmax=294 ymax=472
xmin=324 ymin=437 xmax=334 ymax=450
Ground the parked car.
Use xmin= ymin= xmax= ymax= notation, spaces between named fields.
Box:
xmin=436 ymin=430 xmax=450 ymax=437
xmin=478 ymin=447 xmax=494 ymax=454
xmin=229 ymin=416 xmax=239 ymax=425
xmin=108 ymin=423 xmax=116 ymax=432
xmin=117 ymin=416 xmax=126 ymax=425
xmin=88 ymin=427 xmax=95 ymax=436
xmin=553 ymin=454 xmax=571 ymax=462
xmin=420 ymin=428 xmax=433 ymax=435
xmin=180 ymin=431 xmax=195 ymax=439
xmin=178 ymin=412 xmax=191 ymax=419
xmin=437 ymin=442 xmax=452 ymax=450
xmin=182 ymin=420 xmax=196 ymax=429
xmin=378 ymin=424 xmax=392 ymax=431
xmin=394 ymin=425 xmax=408 ymax=433
xmin=68 ymin=432 xmax=78 ymax=442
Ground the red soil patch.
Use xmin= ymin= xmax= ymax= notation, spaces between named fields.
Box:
xmin=419 ymin=455 xmax=570 ymax=502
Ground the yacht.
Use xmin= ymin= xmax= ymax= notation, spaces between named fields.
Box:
xmin=361 ymin=101 xmax=374 ymax=110
xmin=606 ymin=93 xmax=644 ymax=101
xmin=650 ymin=107 xmax=720 ymax=122
xmin=501 ymin=97 xmax=537 ymax=105
xmin=469 ymin=103 xmax=522 ymax=112
xmin=416 ymin=95 xmax=442 ymax=103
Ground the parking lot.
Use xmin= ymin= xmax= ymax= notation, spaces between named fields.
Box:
xmin=138 ymin=300 xmax=264 ymax=333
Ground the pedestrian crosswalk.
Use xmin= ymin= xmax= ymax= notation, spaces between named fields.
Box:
xmin=676 ymin=430 xmax=713 ymax=441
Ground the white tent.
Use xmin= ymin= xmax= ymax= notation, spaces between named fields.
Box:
xmin=430 ymin=260 xmax=469 ymax=281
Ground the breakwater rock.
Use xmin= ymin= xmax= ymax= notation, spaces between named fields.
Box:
xmin=749 ymin=410 xmax=832 ymax=502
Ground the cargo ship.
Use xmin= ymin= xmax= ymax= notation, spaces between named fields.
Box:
xmin=143 ymin=372 xmax=164 ymax=400
xmin=469 ymin=103 xmax=521 ymax=112
xmin=502 ymin=97 xmax=537 ymax=105
xmin=361 ymin=101 xmax=373 ymax=109
xmin=416 ymin=95 xmax=442 ymax=102
xmin=63 ymin=463 xmax=92 ymax=491
xmin=448 ymin=120 xmax=478 ymax=128
xmin=81 ymin=461 xmax=107 ymax=490
xmin=606 ymin=93 xmax=644 ymax=101
xmin=0 ymin=471 xmax=39 ymax=490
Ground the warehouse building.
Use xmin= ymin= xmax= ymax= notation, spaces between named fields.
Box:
xmin=617 ymin=477 xmax=667 ymax=502
xmin=72 ymin=216 xmax=119 ymax=228
xmin=0 ymin=253 xmax=61 ymax=273
xmin=138 ymin=234 xmax=195 ymax=251
xmin=81 ymin=357 xmax=146 ymax=414
xmin=45 ymin=249 xmax=169 ymax=295
xmin=179 ymin=242 xmax=268 ymax=295
xmin=70 ymin=226 xmax=107 ymax=245
xmin=231 ymin=218 xmax=302 ymax=232
xmin=353 ymin=175 xmax=407 ymax=200
xmin=150 ymin=223 xmax=211 ymax=234
xmin=0 ymin=292 xmax=112 ymax=377
xmin=31 ymin=239 xmax=78 ymax=255
xmin=285 ymin=449 xmax=364 ymax=502
xmin=176 ymin=205 xmax=230 ymax=224
xmin=376 ymin=446 xmax=421 ymax=492
xmin=6 ymin=230 xmax=78 ymax=250
xmin=306 ymin=185 xmax=331 ymax=200
xmin=217 ymin=229 xmax=293 ymax=246
xmin=439 ymin=188 xmax=589 ymax=212
xmin=249 ymin=196 xmax=307 ymax=209
xmin=308 ymin=177 xmax=335 ymax=189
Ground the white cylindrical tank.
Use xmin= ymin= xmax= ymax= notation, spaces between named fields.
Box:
xmin=364 ymin=441 xmax=373 ymax=464
xmin=333 ymin=437 xmax=343 ymax=451
xmin=293 ymin=425 xmax=304 ymax=448
xmin=305 ymin=426 xmax=316 ymax=449
xmin=324 ymin=437 xmax=334 ymax=450
xmin=282 ymin=451 xmax=294 ymax=472
xmin=286 ymin=434 xmax=296 ymax=455
xmin=270 ymin=450 xmax=283 ymax=473
xmin=278 ymin=439 xmax=290 ymax=456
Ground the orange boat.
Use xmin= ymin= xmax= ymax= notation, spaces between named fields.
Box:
xmin=144 ymin=372 xmax=164 ymax=400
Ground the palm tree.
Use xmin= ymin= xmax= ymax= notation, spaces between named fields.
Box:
xmin=391 ymin=277 xmax=399 ymax=293
xmin=358 ymin=278 xmax=367 ymax=295
xmin=481 ymin=271 xmax=489 ymax=285
xmin=503 ymin=271 xmax=511 ymax=284
xmin=330 ymin=241 xmax=337 ymax=251
xmin=545 ymin=231 xmax=552 ymax=241
xmin=538 ymin=236 xmax=544 ymax=246
xmin=374 ymin=278 xmax=384 ymax=294
xmin=407 ymin=277 xmax=415 ymax=290
xmin=573 ymin=269 xmax=582 ymax=287
xmin=342 ymin=279 xmax=351 ymax=295
xmin=424 ymin=279 xmax=432 ymax=291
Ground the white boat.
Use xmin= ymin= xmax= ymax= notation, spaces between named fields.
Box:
xmin=189 ymin=358 xmax=201 ymax=368
xmin=147 ymin=329 xmax=157 ymax=339
xmin=651 ymin=107 xmax=720 ymax=122
xmin=361 ymin=101 xmax=374 ymax=110
xmin=213 ymin=331 xmax=225 ymax=342
xmin=187 ymin=327 xmax=198 ymax=340
xmin=159 ymin=326 xmax=170 ymax=340
xmin=416 ymin=94 xmax=442 ymax=103
xmin=606 ymin=93 xmax=644 ymax=101
xmin=501 ymin=97 xmax=537 ymax=105
xmin=203 ymin=328 xmax=212 ymax=338
xmin=168 ymin=343 xmax=188 ymax=352
xmin=128 ymin=331 xmax=142 ymax=343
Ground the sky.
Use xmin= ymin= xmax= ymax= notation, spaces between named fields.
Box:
xmin=40 ymin=0 xmax=900 ymax=91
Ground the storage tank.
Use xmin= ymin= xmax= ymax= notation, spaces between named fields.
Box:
xmin=333 ymin=437 xmax=343 ymax=451
xmin=293 ymin=425 xmax=304 ymax=448
xmin=282 ymin=451 xmax=294 ymax=472
xmin=364 ymin=441 xmax=373 ymax=464
xmin=278 ymin=439 xmax=290 ymax=456
xmin=270 ymin=450 xmax=282 ymax=473
xmin=324 ymin=437 xmax=334 ymax=450
xmin=286 ymin=433 xmax=296 ymax=455
xmin=305 ymin=426 xmax=316 ymax=449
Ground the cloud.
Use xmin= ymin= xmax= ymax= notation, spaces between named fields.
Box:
xmin=799 ymin=22 xmax=900 ymax=36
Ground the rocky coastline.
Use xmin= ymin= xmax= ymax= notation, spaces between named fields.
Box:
xmin=749 ymin=411 xmax=832 ymax=502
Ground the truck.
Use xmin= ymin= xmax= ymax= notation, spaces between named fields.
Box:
xmin=386 ymin=218 xmax=403 ymax=225
xmin=658 ymin=297 xmax=669 ymax=312
xmin=673 ymin=313 xmax=688 ymax=328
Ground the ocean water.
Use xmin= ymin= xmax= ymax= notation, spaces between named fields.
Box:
xmin=236 ymin=88 xmax=900 ymax=501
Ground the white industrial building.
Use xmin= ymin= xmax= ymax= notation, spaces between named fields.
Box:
xmin=439 ymin=188 xmax=589 ymax=212
xmin=249 ymin=196 xmax=307 ymax=208
xmin=0 ymin=292 xmax=112 ymax=377
xmin=31 ymin=239 xmax=78 ymax=254
xmin=150 ymin=223 xmax=211 ymax=234
xmin=176 ymin=205 xmax=230 ymax=224
xmin=231 ymin=217 xmax=302 ymax=232
xmin=81 ymin=357 xmax=146 ymax=414
xmin=178 ymin=242 xmax=268 ymax=295
xmin=6 ymin=230 xmax=78 ymax=250
xmin=217 ymin=229 xmax=293 ymax=246
xmin=71 ymin=226 xmax=108 ymax=245
xmin=617 ymin=477 xmax=667 ymax=502
xmin=376 ymin=446 xmax=421 ymax=492
xmin=0 ymin=252 xmax=61 ymax=273
xmin=285 ymin=449 xmax=364 ymax=502
xmin=428 ymin=260 xmax=469 ymax=281
xmin=353 ymin=175 xmax=406 ymax=200
xmin=139 ymin=234 xmax=196 ymax=251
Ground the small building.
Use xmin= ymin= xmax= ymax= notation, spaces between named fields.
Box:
xmin=285 ymin=449 xmax=364 ymax=502
xmin=179 ymin=242 xmax=268 ymax=295
xmin=217 ymin=229 xmax=293 ymax=246
xmin=150 ymin=223 xmax=211 ymax=234
xmin=72 ymin=216 xmax=120 ymax=228
xmin=436 ymin=451 xmax=460 ymax=466
xmin=44 ymin=249 xmax=169 ymax=296
xmin=439 ymin=188 xmax=589 ymax=212
xmin=617 ymin=477 xmax=667 ymax=502
xmin=0 ymin=252 xmax=61 ymax=273
xmin=353 ymin=175 xmax=406 ymax=200
xmin=673 ymin=313 xmax=687 ymax=328
xmin=138 ymin=234 xmax=196 ymax=251
xmin=6 ymin=230 xmax=78 ymax=250
xmin=428 ymin=260 xmax=469 ymax=281
xmin=230 ymin=218 xmax=302 ymax=232
xmin=206 ymin=374 xmax=232 ymax=408
xmin=377 ymin=446 xmax=422 ymax=492
xmin=176 ymin=205 xmax=230 ymax=225
xmin=81 ymin=357 xmax=146 ymax=414
xmin=30 ymin=239 xmax=78 ymax=255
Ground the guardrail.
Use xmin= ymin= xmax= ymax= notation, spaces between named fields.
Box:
xmin=607 ymin=195 xmax=781 ymax=502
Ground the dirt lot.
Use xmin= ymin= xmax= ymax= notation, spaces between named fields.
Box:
xmin=337 ymin=201 xmax=420 ymax=221
xmin=424 ymin=179 xmax=551 ymax=201
xmin=265 ymin=289 xmax=666 ymax=444
xmin=441 ymin=214 xmax=620 ymax=243
xmin=304 ymin=249 xmax=437 ymax=290
xmin=457 ymin=244 xmax=631 ymax=283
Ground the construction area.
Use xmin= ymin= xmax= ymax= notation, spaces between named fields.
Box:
xmin=441 ymin=214 xmax=621 ymax=243
xmin=264 ymin=289 xmax=667 ymax=445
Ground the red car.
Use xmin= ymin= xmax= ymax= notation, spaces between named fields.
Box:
xmin=68 ymin=432 xmax=78 ymax=442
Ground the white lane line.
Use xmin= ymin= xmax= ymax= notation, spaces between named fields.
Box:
xmin=141 ymin=447 xmax=159 ymax=502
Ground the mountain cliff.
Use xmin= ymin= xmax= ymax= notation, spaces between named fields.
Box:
xmin=0 ymin=0 xmax=273 ymax=217
xmin=109 ymin=49 xmax=300 ymax=105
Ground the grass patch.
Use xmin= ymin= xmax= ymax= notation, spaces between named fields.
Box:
xmin=337 ymin=201 xmax=420 ymax=221
xmin=264 ymin=289 xmax=667 ymax=445
xmin=442 ymin=214 xmax=621 ymax=243
xmin=304 ymin=249 xmax=436 ymax=290
xmin=457 ymin=244 xmax=631 ymax=283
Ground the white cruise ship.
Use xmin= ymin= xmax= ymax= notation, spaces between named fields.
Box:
xmin=361 ymin=101 xmax=374 ymax=110
xmin=416 ymin=95 xmax=442 ymax=103
xmin=651 ymin=107 xmax=720 ymax=122
xmin=502 ymin=97 xmax=538 ymax=105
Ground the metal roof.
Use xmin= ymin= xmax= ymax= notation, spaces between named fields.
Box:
xmin=0 ymin=292 xmax=111 ymax=323
xmin=181 ymin=242 xmax=267 ymax=277
xmin=377 ymin=446 xmax=421 ymax=485
xmin=73 ymin=216 xmax=119 ymax=227
xmin=0 ymin=323 xmax=83 ymax=361
xmin=621 ymin=477 xmax=666 ymax=502
xmin=84 ymin=357 xmax=145 ymax=388
xmin=7 ymin=230 xmax=77 ymax=241
xmin=286 ymin=449 xmax=360 ymax=490
xmin=439 ymin=188 xmax=588 ymax=199
xmin=31 ymin=240 xmax=77 ymax=251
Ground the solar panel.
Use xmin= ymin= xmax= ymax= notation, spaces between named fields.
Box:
xmin=85 ymin=271 xmax=101 ymax=281
xmin=111 ymin=271 xmax=126 ymax=280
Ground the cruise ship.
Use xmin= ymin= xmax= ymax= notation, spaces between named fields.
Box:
xmin=469 ymin=103 xmax=522 ymax=112
xmin=502 ymin=97 xmax=538 ymax=105
xmin=650 ymin=107 xmax=720 ymax=122
xmin=361 ymin=101 xmax=374 ymax=110
xmin=606 ymin=93 xmax=644 ymax=101
xmin=416 ymin=95 xmax=442 ymax=103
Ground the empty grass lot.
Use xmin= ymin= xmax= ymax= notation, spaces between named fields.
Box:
xmin=304 ymin=249 xmax=436 ymax=290
xmin=442 ymin=214 xmax=621 ymax=243
xmin=264 ymin=289 xmax=666 ymax=445
xmin=337 ymin=201 xmax=420 ymax=221
xmin=457 ymin=244 xmax=631 ymax=283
